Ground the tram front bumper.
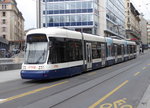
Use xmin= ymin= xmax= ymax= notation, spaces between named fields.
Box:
xmin=21 ymin=70 xmax=49 ymax=80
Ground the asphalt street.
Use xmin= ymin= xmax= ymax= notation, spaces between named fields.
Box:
xmin=0 ymin=70 xmax=20 ymax=83
xmin=0 ymin=50 xmax=150 ymax=108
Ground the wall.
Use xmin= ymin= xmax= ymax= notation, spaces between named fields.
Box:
xmin=140 ymin=16 xmax=148 ymax=45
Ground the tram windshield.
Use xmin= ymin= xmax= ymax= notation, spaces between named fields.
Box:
xmin=24 ymin=34 xmax=48 ymax=64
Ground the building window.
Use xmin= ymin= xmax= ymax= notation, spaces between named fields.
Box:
xmin=2 ymin=5 xmax=7 ymax=9
xmin=128 ymin=18 xmax=130 ymax=23
xmin=2 ymin=12 xmax=6 ymax=16
xmin=3 ymin=35 xmax=6 ymax=39
xmin=2 ymin=19 xmax=6 ymax=24
xmin=128 ymin=11 xmax=130 ymax=15
xmin=2 ymin=27 xmax=6 ymax=32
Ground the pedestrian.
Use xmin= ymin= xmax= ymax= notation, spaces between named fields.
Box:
xmin=139 ymin=47 xmax=142 ymax=54
xmin=142 ymin=45 xmax=144 ymax=53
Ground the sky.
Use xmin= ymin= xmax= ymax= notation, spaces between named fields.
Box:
xmin=15 ymin=0 xmax=150 ymax=30
xmin=131 ymin=0 xmax=150 ymax=19
xmin=16 ymin=0 xmax=36 ymax=30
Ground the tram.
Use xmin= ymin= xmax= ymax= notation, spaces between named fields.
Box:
xmin=21 ymin=27 xmax=137 ymax=79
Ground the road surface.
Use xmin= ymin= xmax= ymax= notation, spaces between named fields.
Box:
xmin=0 ymin=50 xmax=150 ymax=108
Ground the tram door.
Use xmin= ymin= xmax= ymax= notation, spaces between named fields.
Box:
xmin=121 ymin=45 xmax=124 ymax=61
xmin=86 ymin=43 xmax=92 ymax=70
xmin=114 ymin=45 xmax=118 ymax=63
xmin=128 ymin=45 xmax=130 ymax=59
xmin=101 ymin=44 xmax=106 ymax=66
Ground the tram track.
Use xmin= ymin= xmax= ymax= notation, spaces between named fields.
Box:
xmin=20 ymin=59 xmax=142 ymax=108
xmin=0 ymin=53 xmax=148 ymax=107
xmin=49 ymin=62 xmax=141 ymax=108
xmin=0 ymin=58 xmax=137 ymax=97
xmin=0 ymin=79 xmax=65 ymax=98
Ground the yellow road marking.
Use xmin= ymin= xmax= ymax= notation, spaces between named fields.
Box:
xmin=142 ymin=67 xmax=147 ymax=70
xmin=88 ymin=72 xmax=96 ymax=76
xmin=88 ymin=80 xmax=129 ymax=108
xmin=0 ymin=81 xmax=68 ymax=104
xmin=134 ymin=72 xmax=141 ymax=76
xmin=99 ymin=98 xmax=133 ymax=108
xmin=148 ymin=64 xmax=150 ymax=66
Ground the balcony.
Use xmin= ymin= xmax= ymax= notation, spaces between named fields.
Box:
xmin=126 ymin=29 xmax=141 ymax=39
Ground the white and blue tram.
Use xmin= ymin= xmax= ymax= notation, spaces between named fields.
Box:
xmin=21 ymin=28 xmax=137 ymax=79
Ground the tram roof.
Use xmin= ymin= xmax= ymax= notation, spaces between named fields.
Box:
xmin=113 ymin=38 xmax=125 ymax=44
xmin=126 ymin=40 xmax=136 ymax=45
xmin=27 ymin=27 xmax=105 ymax=42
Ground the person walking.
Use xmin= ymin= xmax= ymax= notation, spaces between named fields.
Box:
xmin=142 ymin=44 xmax=144 ymax=53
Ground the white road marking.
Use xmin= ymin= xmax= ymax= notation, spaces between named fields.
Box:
xmin=0 ymin=99 xmax=6 ymax=103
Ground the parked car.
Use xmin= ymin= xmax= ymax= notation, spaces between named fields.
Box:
xmin=12 ymin=48 xmax=20 ymax=54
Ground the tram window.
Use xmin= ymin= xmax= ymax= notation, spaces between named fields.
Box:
xmin=48 ymin=37 xmax=68 ymax=64
xmin=92 ymin=42 xmax=101 ymax=59
xmin=117 ymin=45 xmax=121 ymax=55
xmin=48 ymin=37 xmax=82 ymax=64
xmin=124 ymin=46 xmax=127 ymax=54
xmin=130 ymin=45 xmax=132 ymax=54
xmin=132 ymin=45 xmax=136 ymax=53
xmin=122 ymin=45 xmax=125 ymax=55
xmin=106 ymin=45 xmax=111 ymax=57
xmin=67 ymin=39 xmax=82 ymax=61
xmin=97 ymin=42 xmax=101 ymax=58
xmin=111 ymin=44 xmax=115 ymax=56
xmin=127 ymin=45 xmax=130 ymax=54
xmin=92 ymin=42 xmax=97 ymax=59
xmin=134 ymin=45 xmax=136 ymax=53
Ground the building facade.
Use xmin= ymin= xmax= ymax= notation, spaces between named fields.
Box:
xmin=37 ymin=0 xmax=126 ymax=37
xmin=37 ymin=0 xmax=99 ymax=35
xmin=147 ymin=21 xmax=150 ymax=47
xmin=102 ymin=0 xmax=126 ymax=38
xmin=125 ymin=1 xmax=141 ymax=43
xmin=139 ymin=15 xmax=148 ymax=47
xmin=0 ymin=0 xmax=24 ymax=50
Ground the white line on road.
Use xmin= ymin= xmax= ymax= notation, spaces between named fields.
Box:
xmin=0 ymin=99 xmax=6 ymax=103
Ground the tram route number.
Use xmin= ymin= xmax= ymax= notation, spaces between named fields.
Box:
xmin=100 ymin=98 xmax=133 ymax=108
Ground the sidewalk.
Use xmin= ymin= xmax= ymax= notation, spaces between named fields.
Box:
xmin=137 ymin=49 xmax=150 ymax=108
xmin=0 ymin=69 xmax=21 ymax=83
xmin=137 ymin=85 xmax=150 ymax=108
